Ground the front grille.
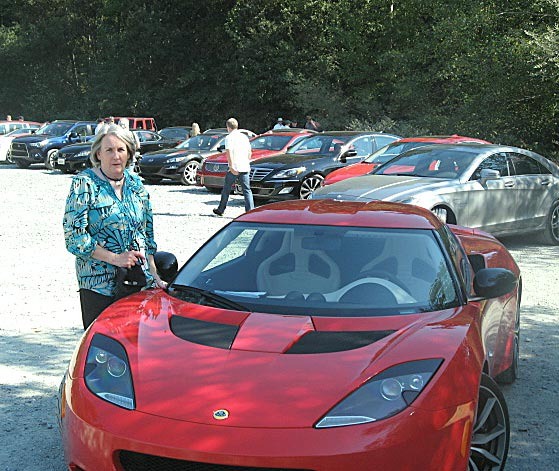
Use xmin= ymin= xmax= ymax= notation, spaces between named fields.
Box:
xmin=205 ymin=162 xmax=228 ymax=173
xmin=249 ymin=167 xmax=274 ymax=181
xmin=10 ymin=142 xmax=30 ymax=159
xmin=119 ymin=451 xmax=313 ymax=471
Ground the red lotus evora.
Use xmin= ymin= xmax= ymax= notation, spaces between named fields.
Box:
xmin=59 ymin=199 xmax=519 ymax=471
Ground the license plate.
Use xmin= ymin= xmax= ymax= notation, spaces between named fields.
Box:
xmin=57 ymin=157 xmax=65 ymax=165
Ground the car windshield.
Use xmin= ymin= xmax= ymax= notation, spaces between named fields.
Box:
xmin=374 ymin=147 xmax=479 ymax=178
xmin=35 ymin=122 xmax=73 ymax=136
xmin=363 ymin=141 xmax=435 ymax=165
xmin=159 ymin=128 xmax=189 ymax=140
xmin=177 ymin=134 xmax=222 ymax=150
xmin=5 ymin=128 xmax=35 ymax=136
xmin=170 ymin=222 xmax=459 ymax=317
xmin=251 ymin=135 xmax=292 ymax=151
xmin=287 ymin=135 xmax=353 ymax=155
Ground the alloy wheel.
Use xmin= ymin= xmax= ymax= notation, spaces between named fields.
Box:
xmin=299 ymin=174 xmax=324 ymax=199
xmin=469 ymin=374 xmax=509 ymax=471
xmin=181 ymin=160 xmax=200 ymax=186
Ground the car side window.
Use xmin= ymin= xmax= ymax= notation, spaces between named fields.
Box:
xmin=470 ymin=153 xmax=509 ymax=180
xmin=352 ymin=136 xmax=373 ymax=157
xmin=374 ymin=135 xmax=398 ymax=150
xmin=508 ymin=152 xmax=550 ymax=175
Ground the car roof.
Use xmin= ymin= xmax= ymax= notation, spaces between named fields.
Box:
xmin=237 ymin=199 xmax=442 ymax=230
xmin=395 ymin=135 xmax=490 ymax=144
xmin=319 ymin=131 xmax=399 ymax=137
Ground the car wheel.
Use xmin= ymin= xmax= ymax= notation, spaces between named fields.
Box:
xmin=469 ymin=373 xmax=510 ymax=471
xmin=432 ymin=206 xmax=448 ymax=223
xmin=539 ymin=200 xmax=559 ymax=245
xmin=15 ymin=160 xmax=30 ymax=169
xmin=299 ymin=174 xmax=324 ymax=199
xmin=181 ymin=160 xmax=200 ymax=186
xmin=497 ymin=291 xmax=520 ymax=384
xmin=45 ymin=149 xmax=58 ymax=170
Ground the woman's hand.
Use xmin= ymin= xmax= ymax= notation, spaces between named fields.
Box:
xmin=114 ymin=250 xmax=145 ymax=268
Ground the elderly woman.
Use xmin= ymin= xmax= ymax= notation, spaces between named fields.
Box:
xmin=63 ymin=124 xmax=165 ymax=329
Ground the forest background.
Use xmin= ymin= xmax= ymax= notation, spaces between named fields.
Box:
xmin=2 ymin=0 xmax=559 ymax=160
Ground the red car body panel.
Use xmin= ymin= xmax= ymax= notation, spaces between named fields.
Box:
xmin=60 ymin=200 xmax=519 ymax=471
xmin=323 ymin=135 xmax=491 ymax=186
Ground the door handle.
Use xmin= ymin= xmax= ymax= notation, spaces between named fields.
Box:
xmin=504 ymin=181 xmax=515 ymax=188
xmin=541 ymin=179 xmax=551 ymax=186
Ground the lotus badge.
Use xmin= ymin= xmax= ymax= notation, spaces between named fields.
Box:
xmin=213 ymin=409 xmax=229 ymax=420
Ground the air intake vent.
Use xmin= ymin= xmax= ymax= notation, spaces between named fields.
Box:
xmin=286 ymin=330 xmax=395 ymax=354
xmin=170 ymin=315 xmax=238 ymax=350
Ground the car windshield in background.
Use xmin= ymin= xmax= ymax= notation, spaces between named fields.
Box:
xmin=159 ymin=128 xmax=189 ymax=140
xmin=170 ymin=222 xmax=459 ymax=317
xmin=35 ymin=122 xmax=73 ymax=136
xmin=287 ymin=135 xmax=353 ymax=155
xmin=374 ymin=147 xmax=479 ymax=178
xmin=251 ymin=135 xmax=292 ymax=151
xmin=176 ymin=134 xmax=222 ymax=150
xmin=363 ymin=142 xmax=436 ymax=165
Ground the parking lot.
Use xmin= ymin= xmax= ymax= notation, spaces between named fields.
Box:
xmin=0 ymin=165 xmax=558 ymax=470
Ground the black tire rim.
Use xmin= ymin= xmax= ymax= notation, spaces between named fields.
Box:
xmin=469 ymin=384 xmax=508 ymax=470
xmin=550 ymin=203 xmax=559 ymax=242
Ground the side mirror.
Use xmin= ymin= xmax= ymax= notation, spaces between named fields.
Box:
xmin=69 ymin=131 xmax=79 ymax=139
xmin=154 ymin=251 xmax=178 ymax=283
xmin=473 ymin=268 xmax=517 ymax=299
xmin=217 ymin=145 xmax=225 ymax=152
xmin=480 ymin=168 xmax=500 ymax=183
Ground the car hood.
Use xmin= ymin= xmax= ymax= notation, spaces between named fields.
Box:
xmin=140 ymin=148 xmax=200 ymax=161
xmin=82 ymin=290 xmax=475 ymax=428
xmin=12 ymin=134 xmax=52 ymax=143
xmin=253 ymin=152 xmax=331 ymax=168
xmin=313 ymin=175 xmax=454 ymax=201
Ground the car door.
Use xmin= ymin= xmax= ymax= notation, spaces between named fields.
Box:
xmin=508 ymin=152 xmax=554 ymax=230
xmin=465 ymin=152 xmax=518 ymax=233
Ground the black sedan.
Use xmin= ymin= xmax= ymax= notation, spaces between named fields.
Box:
xmin=133 ymin=130 xmax=180 ymax=155
xmin=247 ymin=131 xmax=401 ymax=200
xmin=53 ymin=142 xmax=92 ymax=173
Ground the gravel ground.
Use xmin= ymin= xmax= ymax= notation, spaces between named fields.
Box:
xmin=0 ymin=164 xmax=557 ymax=470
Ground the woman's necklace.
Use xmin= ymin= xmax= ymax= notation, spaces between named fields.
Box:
xmin=99 ymin=167 xmax=124 ymax=184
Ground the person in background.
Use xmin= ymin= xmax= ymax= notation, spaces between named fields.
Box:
xmin=94 ymin=118 xmax=106 ymax=135
xmin=63 ymin=124 xmax=166 ymax=329
xmin=6 ymin=115 xmax=11 ymax=121
xmin=273 ymin=117 xmax=289 ymax=130
xmin=304 ymin=115 xmax=323 ymax=132
xmin=213 ymin=117 xmax=254 ymax=216
xmin=190 ymin=122 xmax=201 ymax=137
xmin=17 ymin=116 xmax=24 ymax=121
xmin=118 ymin=117 xmax=141 ymax=172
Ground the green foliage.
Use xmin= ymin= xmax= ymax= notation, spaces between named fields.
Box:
xmin=0 ymin=0 xmax=558 ymax=161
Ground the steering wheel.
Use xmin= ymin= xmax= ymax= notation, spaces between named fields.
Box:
xmin=358 ymin=270 xmax=410 ymax=293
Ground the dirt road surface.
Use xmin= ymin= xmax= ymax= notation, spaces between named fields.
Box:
xmin=0 ymin=166 xmax=557 ymax=470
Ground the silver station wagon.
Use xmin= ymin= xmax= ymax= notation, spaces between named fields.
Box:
xmin=311 ymin=143 xmax=559 ymax=244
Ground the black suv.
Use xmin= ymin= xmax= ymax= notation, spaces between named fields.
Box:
xmin=10 ymin=120 xmax=96 ymax=169
xmin=247 ymin=131 xmax=401 ymax=200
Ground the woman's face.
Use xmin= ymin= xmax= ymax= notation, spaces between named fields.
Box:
xmin=97 ymin=134 xmax=129 ymax=174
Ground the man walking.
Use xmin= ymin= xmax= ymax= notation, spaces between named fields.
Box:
xmin=213 ymin=118 xmax=254 ymax=216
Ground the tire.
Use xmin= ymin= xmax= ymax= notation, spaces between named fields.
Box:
xmin=299 ymin=174 xmax=324 ymax=199
xmin=538 ymin=200 xmax=559 ymax=245
xmin=45 ymin=149 xmax=58 ymax=170
xmin=496 ymin=292 xmax=520 ymax=384
xmin=15 ymin=160 xmax=30 ymax=169
xmin=432 ymin=206 xmax=448 ymax=223
xmin=181 ymin=160 xmax=201 ymax=186
xmin=469 ymin=374 xmax=510 ymax=471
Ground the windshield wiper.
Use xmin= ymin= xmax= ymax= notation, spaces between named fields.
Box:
xmin=169 ymin=284 xmax=249 ymax=312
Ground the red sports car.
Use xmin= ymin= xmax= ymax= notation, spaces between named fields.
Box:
xmin=198 ymin=129 xmax=314 ymax=192
xmin=323 ymin=135 xmax=491 ymax=186
xmin=59 ymin=199 xmax=519 ymax=471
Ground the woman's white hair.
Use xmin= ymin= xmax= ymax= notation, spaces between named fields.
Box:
xmin=89 ymin=123 xmax=137 ymax=167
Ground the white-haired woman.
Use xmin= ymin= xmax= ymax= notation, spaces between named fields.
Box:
xmin=63 ymin=124 xmax=166 ymax=328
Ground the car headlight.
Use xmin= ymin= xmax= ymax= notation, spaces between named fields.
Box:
xmin=75 ymin=150 xmax=90 ymax=157
xmin=315 ymin=359 xmax=442 ymax=428
xmin=30 ymin=139 xmax=48 ymax=147
xmin=84 ymin=334 xmax=135 ymax=410
xmin=272 ymin=166 xmax=306 ymax=179
xmin=167 ymin=156 xmax=188 ymax=163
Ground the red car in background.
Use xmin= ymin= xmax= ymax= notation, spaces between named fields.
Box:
xmin=197 ymin=129 xmax=314 ymax=192
xmin=323 ymin=135 xmax=490 ymax=186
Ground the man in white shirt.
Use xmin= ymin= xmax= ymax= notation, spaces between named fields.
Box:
xmin=213 ymin=118 xmax=254 ymax=216
xmin=273 ymin=117 xmax=289 ymax=130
